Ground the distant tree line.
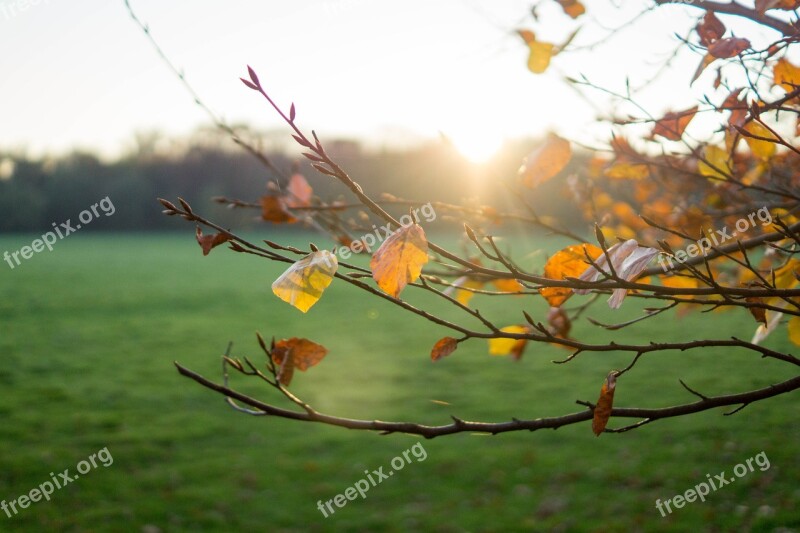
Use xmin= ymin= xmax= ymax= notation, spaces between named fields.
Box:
xmin=0 ymin=128 xmax=579 ymax=233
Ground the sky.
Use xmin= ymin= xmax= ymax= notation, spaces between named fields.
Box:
xmin=0 ymin=0 xmax=787 ymax=162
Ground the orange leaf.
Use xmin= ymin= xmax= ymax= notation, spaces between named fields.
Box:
xmin=518 ymin=134 xmax=572 ymax=188
xmin=557 ymin=0 xmax=585 ymax=19
xmin=260 ymin=195 xmax=297 ymax=223
xmin=756 ymin=0 xmax=800 ymax=13
xmin=370 ymin=224 xmax=429 ymax=298
xmin=431 ymin=337 xmax=459 ymax=361
xmin=539 ymin=243 xmax=603 ymax=307
xmin=651 ymin=106 xmax=698 ymax=141
xmin=283 ymin=173 xmax=313 ymax=208
xmin=492 ymin=278 xmax=525 ymax=293
xmin=195 ymin=227 xmax=230 ymax=256
xmin=592 ymin=371 xmax=618 ymax=436
xmin=708 ymin=37 xmax=750 ymax=59
xmin=696 ymin=11 xmax=725 ymax=47
xmin=271 ymin=337 xmax=328 ymax=386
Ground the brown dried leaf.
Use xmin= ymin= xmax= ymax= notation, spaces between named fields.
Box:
xmin=195 ymin=227 xmax=231 ymax=256
xmin=431 ymin=337 xmax=459 ymax=361
xmin=651 ymin=106 xmax=698 ymax=141
xmin=592 ymin=371 xmax=618 ymax=436
xmin=271 ymin=337 xmax=329 ymax=386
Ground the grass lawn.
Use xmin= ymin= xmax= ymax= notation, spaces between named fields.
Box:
xmin=0 ymin=232 xmax=797 ymax=532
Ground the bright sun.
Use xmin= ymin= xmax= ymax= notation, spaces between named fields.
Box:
xmin=447 ymin=131 xmax=504 ymax=164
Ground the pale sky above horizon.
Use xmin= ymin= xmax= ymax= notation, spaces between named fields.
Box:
xmin=0 ymin=0 xmax=789 ymax=161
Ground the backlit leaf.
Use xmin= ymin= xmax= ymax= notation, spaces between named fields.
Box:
xmin=431 ymin=337 xmax=459 ymax=361
xmin=260 ymin=195 xmax=298 ymax=223
xmin=651 ymin=106 xmax=698 ymax=141
xmin=698 ymin=145 xmax=731 ymax=180
xmin=539 ymin=243 xmax=603 ymax=307
xmin=742 ymin=121 xmax=777 ymax=160
xmin=284 ymin=173 xmax=313 ymax=208
xmin=370 ymin=224 xmax=429 ymax=298
xmin=517 ymin=30 xmax=555 ymax=74
xmin=773 ymin=58 xmax=800 ymax=92
xmin=604 ymin=162 xmax=649 ymax=180
xmin=592 ymin=371 xmax=618 ymax=436
xmin=272 ymin=250 xmax=338 ymax=313
xmin=696 ymin=11 xmax=725 ymax=46
xmin=708 ymin=37 xmax=750 ymax=59
xmin=271 ymin=337 xmax=328 ymax=386
xmin=518 ymin=134 xmax=572 ymax=188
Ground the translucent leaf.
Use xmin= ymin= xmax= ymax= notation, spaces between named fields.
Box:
xmin=774 ymin=58 xmax=800 ymax=92
xmin=698 ymin=145 xmax=731 ymax=180
xmin=743 ymin=122 xmax=777 ymax=160
xmin=271 ymin=338 xmax=328 ymax=386
xmin=540 ymin=243 xmax=603 ymax=307
xmin=604 ymin=162 xmax=649 ymax=180
xmin=518 ymin=134 xmax=572 ymax=188
xmin=272 ymin=250 xmax=338 ymax=313
xmin=370 ymin=224 xmax=429 ymax=298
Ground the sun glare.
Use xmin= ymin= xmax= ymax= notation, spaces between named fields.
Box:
xmin=447 ymin=131 xmax=504 ymax=164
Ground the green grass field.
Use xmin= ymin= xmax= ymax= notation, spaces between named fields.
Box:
xmin=0 ymin=233 xmax=797 ymax=532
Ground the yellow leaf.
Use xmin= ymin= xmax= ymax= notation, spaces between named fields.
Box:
xmin=488 ymin=326 xmax=529 ymax=358
xmin=527 ymin=40 xmax=555 ymax=74
xmin=773 ymin=58 xmax=800 ymax=92
xmin=370 ymin=224 xmax=429 ymax=298
xmin=604 ymin=162 xmax=649 ymax=180
xmin=698 ymin=145 xmax=731 ymax=180
xmin=453 ymin=277 xmax=485 ymax=305
xmin=788 ymin=316 xmax=800 ymax=346
xmin=743 ymin=122 xmax=777 ymax=160
xmin=518 ymin=134 xmax=572 ymax=188
xmin=272 ymin=250 xmax=338 ymax=313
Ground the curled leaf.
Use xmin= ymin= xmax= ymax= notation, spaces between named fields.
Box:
xmin=431 ymin=337 xmax=459 ymax=361
xmin=592 ymin=371 xmax=618 ymax=436
xmin=272 ymin=250 xmax=338 ymax=313
xmin=696 ymin=11 xmax=725 ymax=47
xmin=195 ymin=227 xmax=230 ymax=256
